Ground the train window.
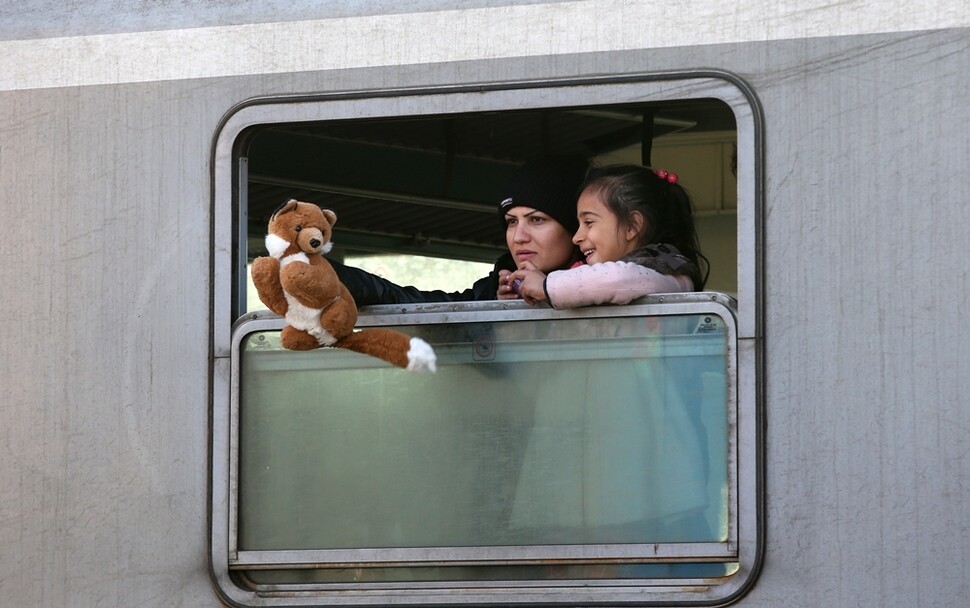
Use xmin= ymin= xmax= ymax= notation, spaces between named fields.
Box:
xmin=211 ymin=75 xmax=761 ymax=606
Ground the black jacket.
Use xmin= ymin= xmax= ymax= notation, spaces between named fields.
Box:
xmin=330 ymin=253 xmax=517 ymax=305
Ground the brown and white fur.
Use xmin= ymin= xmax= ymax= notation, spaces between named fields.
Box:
xmin=250 ymin=199 xmax=436 ymax=372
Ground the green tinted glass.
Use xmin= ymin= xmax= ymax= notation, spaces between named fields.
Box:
xmin=238 ymin=313 xmax=729 ymax=555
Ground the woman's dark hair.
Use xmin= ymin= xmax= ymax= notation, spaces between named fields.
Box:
xmin=579 ymin=164 xmax=710 ymax=289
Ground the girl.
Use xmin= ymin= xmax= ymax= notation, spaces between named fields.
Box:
xmin=508 ymin=164 xmax=707 ymax=308
xmin=507 ymin=165 xmax=715 ymax=552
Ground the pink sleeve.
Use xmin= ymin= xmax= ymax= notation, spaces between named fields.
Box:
xmin=545 ymin=261 xmax=694 ymax=309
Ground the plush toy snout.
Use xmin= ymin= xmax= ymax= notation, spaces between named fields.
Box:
xmin=297 ymin=226 xmax=326 ymax=253
xmin=297 ymin=227 xmax=334 ymax=255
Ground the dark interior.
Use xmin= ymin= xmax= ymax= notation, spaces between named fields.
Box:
xmin=244 ymin=99 xmax=736 ymax=262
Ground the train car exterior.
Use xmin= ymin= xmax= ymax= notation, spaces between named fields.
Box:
xmin=1 ymin=1 xmax=968 ymax=606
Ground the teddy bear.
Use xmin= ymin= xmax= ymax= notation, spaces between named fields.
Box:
xmin=250 ymin=199 xmax=436 ymax=372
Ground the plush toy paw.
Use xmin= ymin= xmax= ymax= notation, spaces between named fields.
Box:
xmin=280 ymin=326 xmax=322 ymax=351
xmin=406 ymin=337 xmax=437 ymax=373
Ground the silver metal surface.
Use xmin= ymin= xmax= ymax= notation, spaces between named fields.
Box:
xmin=1 ymin=3 xmax=968 ymax=607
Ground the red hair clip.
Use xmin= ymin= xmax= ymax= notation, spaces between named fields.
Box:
xmin=654 ymin=169 xmax=679 ymax=184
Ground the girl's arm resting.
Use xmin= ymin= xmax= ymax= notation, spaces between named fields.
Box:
xmin=545 ymin=261 xmax=693 ymax=309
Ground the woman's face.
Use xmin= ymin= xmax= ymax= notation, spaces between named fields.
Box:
xmin=504 ymin=206 xmax=576 ymax=272
xmin=572 ymin=190 xmax=640 ymax=265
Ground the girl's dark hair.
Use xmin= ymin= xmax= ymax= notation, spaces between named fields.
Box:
xmin=580 ymin=164 xmax=710 ymax=289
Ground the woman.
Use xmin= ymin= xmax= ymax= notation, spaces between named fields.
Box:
xmin=331 ymin=155 xmax=588 ymax=304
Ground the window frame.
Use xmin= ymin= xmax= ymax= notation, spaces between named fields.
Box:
xmin=210 ymin=72 xmax=763 ymax=606
xmin=229 ymin=295 xmax=739 ymax=571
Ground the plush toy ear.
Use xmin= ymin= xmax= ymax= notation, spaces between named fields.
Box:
xmin=321 ymin=208 xmax=337 ymax=227
xmin=270 ymin=199 xmax=299 ymax=221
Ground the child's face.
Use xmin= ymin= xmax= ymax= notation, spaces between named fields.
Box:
xmin=504 ymin=206 xmax=577 ymax=272
xmin=573 ymin=190 xmax=640 ymax=265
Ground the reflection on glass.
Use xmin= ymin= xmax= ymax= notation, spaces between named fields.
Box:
xmin=238 ymin=314 xmax=729 ymax=579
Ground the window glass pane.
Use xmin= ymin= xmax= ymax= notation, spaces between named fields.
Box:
xmin=238 ymin=313 xmax=729 ymax=554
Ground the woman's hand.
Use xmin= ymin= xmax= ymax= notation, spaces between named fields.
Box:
xmin=497 ymin=269 xmax=521 ymax=300
xmin=509 ymin=262 xmax=548 ymax=306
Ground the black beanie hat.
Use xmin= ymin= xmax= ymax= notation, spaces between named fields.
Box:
xmin=498 ymin=154 xmax=590 ymax=235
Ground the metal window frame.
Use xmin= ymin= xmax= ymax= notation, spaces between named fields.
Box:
xmin=210 ymin=72 xmax=763 ymax=606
